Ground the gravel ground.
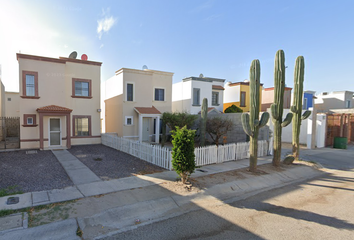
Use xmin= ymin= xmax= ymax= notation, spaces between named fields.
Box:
xmin=0 ymin=150 xmax=73 ymax=193
xmin=68 ymin=144 xmax=165 ymax=180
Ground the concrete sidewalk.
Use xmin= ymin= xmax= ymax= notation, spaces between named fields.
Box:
xmin=0 ymin=156 xmax=272 ymax=211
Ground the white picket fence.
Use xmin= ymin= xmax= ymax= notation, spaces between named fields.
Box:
xmin=194 ymin=140 xmax=268 ymax=167
xmin=101 ymin=133 xmax=172 ymax=170
xmin=101 ymin=134 xmax=269 ymax=170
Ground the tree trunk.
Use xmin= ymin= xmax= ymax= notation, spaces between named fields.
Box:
xmin=273 ymin=122 xmax=282 ymax=167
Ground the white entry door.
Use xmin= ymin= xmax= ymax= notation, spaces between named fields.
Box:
xmin=49 ymin=118 xmax=61 ymax=146
xmin=142 ymin=118 xmax=150 ymax=142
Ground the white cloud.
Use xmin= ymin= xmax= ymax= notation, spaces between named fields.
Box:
xmin=97 ymin=9 xmax=117 ymax=40
xmin=100 ymin=44 xmax=104 ymax=49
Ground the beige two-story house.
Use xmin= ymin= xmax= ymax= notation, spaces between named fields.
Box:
xmin=104 ymin=67 xmax=173 ymax=143
xmin=17 ymin=53 xmax=102 ymax=149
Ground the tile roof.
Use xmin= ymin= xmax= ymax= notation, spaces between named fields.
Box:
xmin=134 ymin=106 xmax=161 ymax=114
xmin=212 ymin=85 xmax=225 ymax=90
xmin=36 ymin=105 xmax=73 ymax=112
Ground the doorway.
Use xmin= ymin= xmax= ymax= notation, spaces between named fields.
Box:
xmin=142 ymin=118 xmax=150 ymax=142
xmin=49 ymin=118 xmax=61 ymax=146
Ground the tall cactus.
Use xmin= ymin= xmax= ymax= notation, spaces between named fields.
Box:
xmin=241 ymin=59 xmax=270 ymax=172
xmin=284 ymin=56 xmax=311 ymax=164
xmin=200 ymin=98 xmax=208 ymax=146
xmin=270 ymin=50 xmax=293 ymax=167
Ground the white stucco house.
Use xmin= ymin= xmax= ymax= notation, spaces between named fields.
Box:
xmin=104 ymin=67 xmax=173 ymax=143
xmin=172 ymin=74 xmax=225 ymax=114
xmin=315 ymin=91 xmax=354 ymax=113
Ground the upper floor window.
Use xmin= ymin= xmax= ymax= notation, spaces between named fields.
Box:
xmin=154 ymin=88 xmax=165 ymax=101
xmin=303 ymin=98 xmax=308 ymax=110
xmin=346 ymin=100 xmax=351 ymax=108
xmin=193 ymin=88 xmax=200 ymax=105
xmin=240 ymin=91 xmax=246 ymax=107
xmin=21 ymin=71 xmax=39 ymax=99
xmin=127 ymin=83 xmax=134 ymax=101
xmin=72 ymin=79 xmax=92 ymax=98
xmin=212 ymin=91 xmax=219 ymax=105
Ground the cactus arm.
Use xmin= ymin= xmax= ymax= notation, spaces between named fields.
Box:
xmin=259 ymin=112 xmax=270 ymax=128
xmin=290 ymin=105 xmax=298 ymax=113
xmin=301 ymin=110 xmax=311 ymax=120
xmin=281 ymin=112 xmax=293 ymax=127
xmin=241 ymin=113 xmax=253 ymax=137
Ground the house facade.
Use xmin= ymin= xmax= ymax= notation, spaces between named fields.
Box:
xmin=314 ymin=91 xmax=354 ymax=113
xmin=172 ymin=75 xmax=225 ymax=114
xmin=223 ymin=81 xmax=263 ymax=112
xmin=104 ymin=68 xmax=173 ymax=143
xmin=261 ymin=86 xmax=292 ymax=112
xmin=17 ymin=53 xmax=102 ymax=149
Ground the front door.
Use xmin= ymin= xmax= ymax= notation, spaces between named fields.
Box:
xmin=49 ymin=118 xmax=61 ymax=146
xmin=142 ymin=118 xmax=150 ymax=142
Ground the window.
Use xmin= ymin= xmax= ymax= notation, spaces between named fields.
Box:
xmin=27 ymin=117 xmax=33 ymax=125
xmin=193 ymin=88 xmax=200 ymax=105
xmin=154 ymin=88 xmax=165 ymax=101
xmin=212 ymin=91 xmax=219 ymax=105
xmin=127 ymin=83 xmax=134 ymax=101
xmin=23 ymin=114 xmax=37 ymax=127
xmin=73 ymin=116 xmax=91 ymax=137
xmin=346 ymin=100 xmax=351 ymax=108
xmin=72 ymin=79 xmax=92 ymax=98
xmin=22 ymin=71 xmax=39 ymax=98
xmin=240 ymin=91 xmax=246 ymax=107
xmin=303 ymin=98 xmax=308 ymax=110
xmin=125 ymin=116 xmax=133 ymax=125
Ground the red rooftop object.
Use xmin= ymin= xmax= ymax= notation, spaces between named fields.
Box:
xmin=81 ymin=54 xmax=88 ymax=61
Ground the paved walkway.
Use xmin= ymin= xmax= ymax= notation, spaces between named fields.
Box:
xmin=51 ymin=150 xmax=101 ymax=185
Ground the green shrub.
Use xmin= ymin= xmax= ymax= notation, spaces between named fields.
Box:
xmin=171 ymin=126 xmax=196 ymax=184
xmin=224 ymin=104 xmax=243 ymax=113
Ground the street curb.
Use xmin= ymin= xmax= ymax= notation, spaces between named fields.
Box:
xmin=83 ymin=165 xmax=325 ymax=240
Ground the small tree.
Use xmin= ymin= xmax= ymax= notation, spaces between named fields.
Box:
xmin=206 ymin=117 xmax=233 ymax=146
xmin=171 ymin=126 xmax=196 ymax=184
xmin=224 ymin=104 xmax=243 ymax=113
xmin=161 ymin=112 xmax=198 ymax=131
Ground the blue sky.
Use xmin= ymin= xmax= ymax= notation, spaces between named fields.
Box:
xmin=0 ymin=0 xmax=353 ymax=93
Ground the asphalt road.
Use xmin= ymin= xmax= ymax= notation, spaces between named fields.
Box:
xmin=103 ymin=147 xmax=354 ymax=240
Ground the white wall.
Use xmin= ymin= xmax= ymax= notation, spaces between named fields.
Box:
xmin=267 ymin=109 xmax=311 ymax=146
xmin=224 ymin=83 xmax=240 ymax=103
xmin=315 ymin=114 xmax=327 ymax=148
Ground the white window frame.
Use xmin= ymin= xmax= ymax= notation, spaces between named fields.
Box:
xmin=193 ymin=88 xmax=200 ymax=106
xmin=126 ymin=82 xmax=135 ymax=102
xmin=212 ymin=91 xmax=219 ymax=106
xmin=27 ymin=117 xmax=33 ymax=125
xmin=154 ymin=87 xmax=166 ymax=101
xmin=125 ymin=116 xmax=134 ymax=126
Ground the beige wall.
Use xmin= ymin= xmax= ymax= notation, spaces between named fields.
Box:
xmin=104 ymin=68 xmax=173 ymax=139
xmin=5 ymin=92 xmax=20 ymax=117
xmin=18 ymin=55 xmax=101 ymax=149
